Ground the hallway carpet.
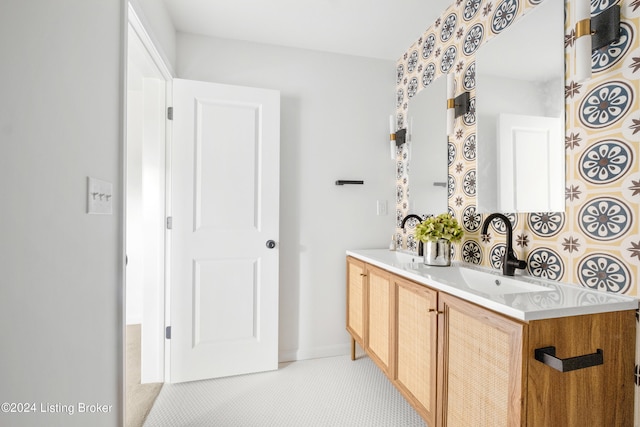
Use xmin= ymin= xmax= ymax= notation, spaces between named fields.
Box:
xmin=143 ymin=353 xmax=428 ymax=426
xmin=127 ymin=324 xmax=163 ymax=427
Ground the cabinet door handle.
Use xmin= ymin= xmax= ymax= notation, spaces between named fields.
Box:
xmin=534 ymin=346 xmax=603 ymax=372
xmin=428 ymin=309 xmax=443 ymax=314
xmin=360 ymin=273 xmax=367 ymax=277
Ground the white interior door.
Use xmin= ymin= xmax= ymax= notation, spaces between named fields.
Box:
xmin=169 ymin=78 xmax=280 ymax=383
xmin=497 ymin=113 xmax=563 ymax=212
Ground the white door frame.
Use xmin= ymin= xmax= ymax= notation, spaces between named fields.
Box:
xmin=126 ymin=3 xmax=173 ymax=383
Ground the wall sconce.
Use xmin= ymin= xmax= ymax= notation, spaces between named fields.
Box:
xmin=389 ymin=115 xmax=407 ymax=159
xmin=574 ymin=4 xmax=620 ymax=82
xmin=446 ymin=73 xmax=470 ymax=135
xmin=389 ymin=115 xmax=396 ymax=159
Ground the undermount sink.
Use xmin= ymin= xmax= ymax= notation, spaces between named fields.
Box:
xmin=405 ymin=262 xmax=553 ymax=296
xmin=459 ymin=268 xmax=553 ymax=295
xmin=392 ymin=251 xmax=421 ymax=264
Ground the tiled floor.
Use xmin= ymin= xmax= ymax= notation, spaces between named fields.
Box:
xmin=144 ymin=354 xmax=427 ymax=427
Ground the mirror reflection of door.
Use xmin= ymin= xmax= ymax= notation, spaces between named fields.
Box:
xmin=497 ymin=113 xmax=563 ymax=212
xmin=476 ymin=0 xmax=565 ymax=213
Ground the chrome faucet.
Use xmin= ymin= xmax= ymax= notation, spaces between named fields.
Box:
xmin=481 ymin=213 xmax=527 ymax=276
xmin=401 ymin=214 xmax=424 ymax=256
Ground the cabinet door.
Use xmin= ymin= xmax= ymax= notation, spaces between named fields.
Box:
xmin=395 ymin=277 xmax=438 ymax=425
xmin=437 ymin=293 xmax=525 ymax=427
xmin=346 ymin=257 xmax=366 ymax=347
xmin=366 ymin=264 xmax=394 ymax=375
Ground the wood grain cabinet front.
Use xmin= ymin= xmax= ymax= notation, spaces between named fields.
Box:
xmin=525 ymin=311 xmax=635 ymax=426
xmin=346 ymin=256 xmax=366 ymax=354
xmin=394 ymin=277 xmax=438 ymax=426
xmin=437 ymin=293 xmax=525 ymax=427
xmin=345 ymin=257 xmax=635 ymax=427
xmin=346 ymin=257 xmax=394 ymax=375
xmin=365 ymin=264 xmax=394 ymax=375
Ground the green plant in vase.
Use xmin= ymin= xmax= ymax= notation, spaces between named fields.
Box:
xmin=414 ymin=213 xmax=463 ymax=266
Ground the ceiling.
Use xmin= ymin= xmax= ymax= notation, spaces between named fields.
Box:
xmin=161 ymin=0 xmax=453 ymax=61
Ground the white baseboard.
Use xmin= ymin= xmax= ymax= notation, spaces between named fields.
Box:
xmin=279 ymin=343 xmax=351 ymax=363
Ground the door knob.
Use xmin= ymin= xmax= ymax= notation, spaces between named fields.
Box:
xmin=266 ymin=240 xmax=276 ymax=249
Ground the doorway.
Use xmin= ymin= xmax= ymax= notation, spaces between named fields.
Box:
xmin=125 ymin=6 xmax=171 ymax=425
xmin=124 ymin=2 xmax=280 ymax=412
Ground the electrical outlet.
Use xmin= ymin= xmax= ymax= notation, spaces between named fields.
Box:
xmin=87 ymin=177 xmax=113 ymax=215
xmin=377 ymin=200 xmax=388 ymax=216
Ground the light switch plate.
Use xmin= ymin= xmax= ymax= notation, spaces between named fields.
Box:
xmin=87 ymin=177 xmax=113 ymax=215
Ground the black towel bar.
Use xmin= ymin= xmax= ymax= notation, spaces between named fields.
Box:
xmin=534 ymin=346 xmax=603 ymax=372
xmin=335 ymin=180 xmax=364 ymax=185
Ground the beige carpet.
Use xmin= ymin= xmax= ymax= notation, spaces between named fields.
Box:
xmin=126 ymin=324 xmax=163 ymax=427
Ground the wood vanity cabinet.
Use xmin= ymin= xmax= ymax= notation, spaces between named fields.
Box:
xmin=345 ymin=256 xmax=636 ymax=427
xmin=438 ymin=294 xmax=635 ymax=427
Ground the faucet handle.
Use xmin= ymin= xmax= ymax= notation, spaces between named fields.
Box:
xmin=505 ymin=257 xmax=527 ymax=272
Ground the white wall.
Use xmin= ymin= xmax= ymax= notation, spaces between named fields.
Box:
xmin=0 ymin=1 xmax=123 ymax=426
xmin=129 ymin=0 xmax=176 ymax=73
xmin=177 ymin=34 xmax=397 ymax=361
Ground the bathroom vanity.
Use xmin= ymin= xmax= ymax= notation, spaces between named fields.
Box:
xmin=346 ymin=249 xmax=637 ymax=427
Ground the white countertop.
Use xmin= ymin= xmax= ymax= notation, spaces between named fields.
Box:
xmin=347 ymin=248 xmax=638 ymax=321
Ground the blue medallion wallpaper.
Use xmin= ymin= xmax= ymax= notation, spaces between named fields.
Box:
xmin=393 ymin=0 xmax=639 ymax=421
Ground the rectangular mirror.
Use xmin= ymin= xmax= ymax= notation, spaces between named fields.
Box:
xmin=476 ymin=0 xmax=565 ymax=213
